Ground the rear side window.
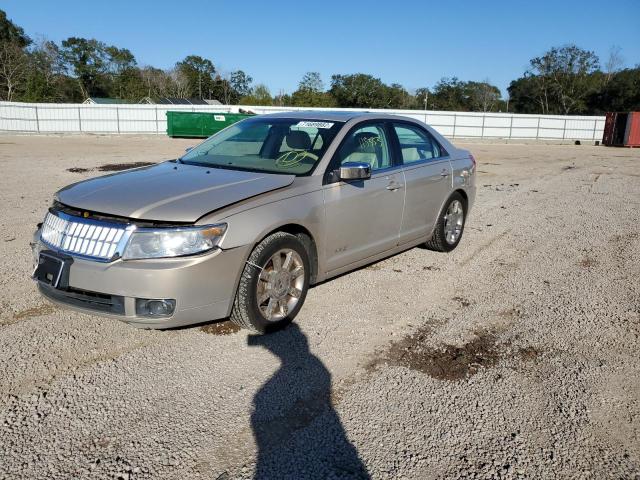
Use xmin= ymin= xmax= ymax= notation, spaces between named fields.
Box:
xmin=393 ymin=124 xmax=445 ymax=164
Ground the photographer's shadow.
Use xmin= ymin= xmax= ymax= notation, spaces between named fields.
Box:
xmin=248 ymin=324 xmax=369 ymax=479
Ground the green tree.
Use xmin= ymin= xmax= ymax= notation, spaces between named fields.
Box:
xmin=0 ymin=9 xmax=31 ymax=100
xmin=104 ymin=47 xmax=142 ymax=99
xmin=507 ymin=76 xmax=543 ymax=113
xmin=291 ymin=72 xmax=334 ymax=107
xmin=139 ymin=66 xmax=173 ymax=98
xmin=240 ymin=84 xmax=272 ymax=106
xmin=412 ymin=87 xmax=431 ymax=110
xmin=299 ymin=71 xmax=323 ymax=92
xmin=430 ymin=77 xmax=468 ymax=110
xmin=273 ymin=90 xmax=291 ymax=107
xmin=20 ymin=39 xmax=64 ymax=102
xmin=211 ymin=76 xmax=234 ymax=104
xmin=329 ymin=73 xmax=391 ymax=108
xmin=104 ymin=46 xmax=136 ymax=74
xmin=587 ymin=68 xmax=640 ymax=113
xmin=0 ymin=40 xmax=28 ymax=100
xmin=466 ymin=81 xmax=503 ymax=112
xmin=384 ymin=83 xmax=412 ymax=109
xmin=60 ymin=37 xmax=111 ymax=98
xmin=510 ymin=44 xmax=601 ymax=114
xmin=210 ymin=70 xmax=253 ymax=104
xmin=425 ymin=78 xmax=505 ymax=112
xmin=230 ymin=70 xmax=252 ymax=98
xmin=0 ymin=9 xmax=30 ymax=47
xmin=175 ymin=55 xmax=215 ymax=99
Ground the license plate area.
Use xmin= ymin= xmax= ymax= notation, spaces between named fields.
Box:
xmin=33 ymin=251 xmax=73 ymax=289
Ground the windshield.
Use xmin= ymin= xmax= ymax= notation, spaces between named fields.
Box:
xmin=180 ymin=118 xmax=344 ymax=175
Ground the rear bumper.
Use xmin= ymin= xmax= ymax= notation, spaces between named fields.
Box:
xmin=33 ymin=237 xmax=251 ymax=329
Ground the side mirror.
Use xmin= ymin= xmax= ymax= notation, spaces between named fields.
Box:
xmin=339 ymin=162 xmax=371 ymax=181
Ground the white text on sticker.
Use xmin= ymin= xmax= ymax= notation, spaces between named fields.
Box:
xmin=295 ymin=121 xmax=334 ymax=129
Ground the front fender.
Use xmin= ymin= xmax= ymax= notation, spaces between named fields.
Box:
xmin=203 ymin=190 xmax=325 ymax=266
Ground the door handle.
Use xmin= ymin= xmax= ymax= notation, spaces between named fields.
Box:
xmin=440 ymin=169 xmax=450 ymax=177
xmin=386 ymin=182 xmax=404 ymax=191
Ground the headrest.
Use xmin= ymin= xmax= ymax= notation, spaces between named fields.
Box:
xmin=285 ymin=130 xmax=311 ymax=150
xmin=354 ymin=132 xmax=380 ymax=153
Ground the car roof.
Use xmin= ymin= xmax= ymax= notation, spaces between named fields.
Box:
xmin=257 ymin=110 xmax=399 ymax=122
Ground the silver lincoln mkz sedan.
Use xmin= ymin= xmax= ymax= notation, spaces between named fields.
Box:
xmin=32 ymin=111 xmax=476 ymax=333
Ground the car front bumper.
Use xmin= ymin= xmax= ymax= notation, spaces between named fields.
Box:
xmin=32 ymin=235 xmax=251 ymax=329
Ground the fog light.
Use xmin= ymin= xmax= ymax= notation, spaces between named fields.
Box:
xmin=135 ymin=298 xmax=176 ymax=318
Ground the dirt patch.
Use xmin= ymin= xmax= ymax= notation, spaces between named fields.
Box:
xmin=499 ymin=307 xmax=523 ymax=319
xmin=67 ymin=167 xmax=91 ymax=173
xmin=580 ymin=256 xmax=597 ymax=268
xmin=97 ymin=162 xmax=154 ymax=172
xmin=14 ymin=304 xmax=57 ymax=320
xmin=452 ymin=296 xmax=472 ymax=307
xmin=518 ymin=346 xmax=540 ymax=362
xmin=200 ymin=321 xmax=241 ymax=335
xmin=612 ymin=232 xmax=638 ymax=243
xmin=371 ymin=322 xmax=542 ymax=381
xmin=563 ymin=165 xmax=577 ymax=171
xmin=379 ymin=328 xmax=501 ymax=381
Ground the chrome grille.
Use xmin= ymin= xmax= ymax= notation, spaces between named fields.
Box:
xmin=40 ymin=211 xmax=128 ymax=261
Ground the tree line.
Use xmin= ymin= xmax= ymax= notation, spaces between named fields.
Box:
xmin=0 ymin=9 xmax=638 ymax=114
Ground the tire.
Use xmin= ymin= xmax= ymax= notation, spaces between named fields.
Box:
xmin=425 ymin=192 xmax=467 ymax=252
xmin=230 ymin=232 xmax=311 ymax=334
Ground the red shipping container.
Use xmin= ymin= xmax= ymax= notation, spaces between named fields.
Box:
xmin=602 ymin=112 xmax=640 ymax=147
xmin=627 ymin=112 xmax=640 ymax=147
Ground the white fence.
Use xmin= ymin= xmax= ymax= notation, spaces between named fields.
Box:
xmin=0 ymin=101 xmax=605 ymax=141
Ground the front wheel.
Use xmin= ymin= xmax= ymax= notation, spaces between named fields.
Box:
xmin=425 ymin=192 xmax=467 ymax=252
xmin=230 ymin=232 xmax=311 ymax=333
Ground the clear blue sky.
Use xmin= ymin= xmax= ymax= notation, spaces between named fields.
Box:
xmin=3 ymin=0 xmax=639 ymax=96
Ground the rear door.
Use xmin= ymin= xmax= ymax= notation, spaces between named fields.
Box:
xmin=322 ymin=122 xmax=405 ymax=272
xmin=391 ymin=122 xmax=452 ymax=244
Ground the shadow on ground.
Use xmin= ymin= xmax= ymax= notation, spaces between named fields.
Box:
xmin=247 ymin=324 xmax=369 ymax=479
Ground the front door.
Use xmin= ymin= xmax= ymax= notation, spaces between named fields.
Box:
xmin=323 ymin=122 xmax=405 ymax=272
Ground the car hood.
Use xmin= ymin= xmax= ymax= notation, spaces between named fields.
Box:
xmin=56 ymin=162 xmax=295 ymax=222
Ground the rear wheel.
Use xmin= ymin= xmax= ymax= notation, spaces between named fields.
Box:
xmin=425 ymin=192 xmax=467 ymax=252
xmin=230 ymin=232 xmax=310 ymax=333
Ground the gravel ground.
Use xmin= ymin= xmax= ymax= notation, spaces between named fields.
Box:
xmin=0 ymin=135 xmax=639 ymax=479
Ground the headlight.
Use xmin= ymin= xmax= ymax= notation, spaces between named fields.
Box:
xmin=122 ymin=224 xmax=227 ymax=260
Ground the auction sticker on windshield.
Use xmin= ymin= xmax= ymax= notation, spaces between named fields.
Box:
xmin=296 ymin=121 xmax=334 ymax=129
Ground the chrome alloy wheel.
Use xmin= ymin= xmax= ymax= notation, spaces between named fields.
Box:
xmin=444 ymin=200 xmax=464 ymax=245
xmin=256 ymin=248 xmax=305 ymax=321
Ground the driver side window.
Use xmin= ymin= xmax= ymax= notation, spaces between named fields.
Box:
xmin=336 ymin=124 xmax=391 ymax=171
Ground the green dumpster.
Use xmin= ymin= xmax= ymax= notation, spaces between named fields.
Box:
xmin=166 ymin=111 xmax=254 ymax=138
